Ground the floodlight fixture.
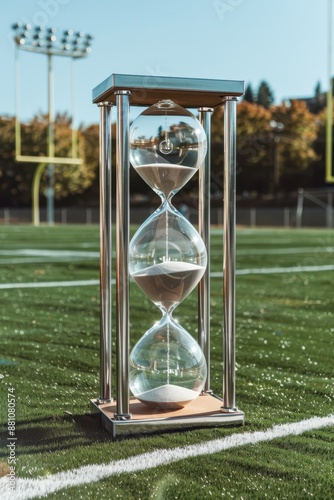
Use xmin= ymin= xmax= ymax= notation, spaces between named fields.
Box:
xmin=12 ymin=22 xmax=93 ymax=59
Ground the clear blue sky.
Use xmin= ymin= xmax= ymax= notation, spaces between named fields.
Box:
xmin=0 ymin=0 xmax=329 ymax=126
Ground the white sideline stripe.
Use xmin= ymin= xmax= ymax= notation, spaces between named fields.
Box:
xmin=237 ymin=246 xmax=334 ymax=255
xmin=0 ymin=258 xmax=98 ymax=265
xmin=0 ymin=249 xmax=99 ymax=258
xmin=211 ymin=264 xmax=334 ymax=277
xmin=0 ymin=279 xmax=100 ymax=290
xmin=1 ymin=264 xmax=334 ymax=290
xmin=1 ymin=414 xmax=333 ymax=500
xmin=0 ymin=249 xmax=99 ymax=265
xmin=236 ymin=264 xmax=334 ymax=275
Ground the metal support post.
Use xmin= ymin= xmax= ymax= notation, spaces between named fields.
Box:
xmin=114 ymin=90 xmax=131 ymax=420
xmin=71 ymin=58 xmax=78 ymax=159
xmin=222 ymin=97 xmax=238 ymax=411
xmin=98 ymin=102 xmax=113 ymax=403
xmin=14 ymin=49 xmax=21 ymax=158
xmin=47 ymin=53 xmax=55 ymax=225
xmin=198 ymin=107 xmax=213 ymax=392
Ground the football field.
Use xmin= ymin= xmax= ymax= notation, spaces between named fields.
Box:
xmin=0 ymin=225 xmax=333 ymax=499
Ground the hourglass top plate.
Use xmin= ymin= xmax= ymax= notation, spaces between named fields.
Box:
xmin=93 ymin=74 xmax=244 ymax=107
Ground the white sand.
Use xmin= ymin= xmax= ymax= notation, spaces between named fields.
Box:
xmin=132 ymin=261 xmax=204 ymax=277
xmin=138 ymin=384 xmax=199 ymax=403
xmin=134 ymin=164 xmax=196 ymax=196
xmin=136 ymin=163 xmax=194 ymax=171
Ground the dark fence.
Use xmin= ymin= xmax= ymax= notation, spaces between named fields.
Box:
xmin=1 ymin=207 xmax=333 ymax=228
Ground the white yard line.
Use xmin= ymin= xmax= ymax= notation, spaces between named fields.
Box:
xmin=0 ymin=258 xmax=97 ymax=265
xmin=0 ymin=249 xmax=99 ymax=265
xmin=0 ymin=280 xmax=100 ymax=290
xmin=237 ymin=246 xmax=334 ymax=255
xmin=0 ymin=250 xmax=99 ymax=258
xmin=213 ymin=264 xmax=334 ymax=277
xmin=235 ymin=264 xmax=334 ymax=275
xmin=0 ymin=249 xmax=112 ymax=265
xmin=1 ymin=264 xmax=333 ymax=290
xmin=1 ymin=414 xmax=333 ymax=500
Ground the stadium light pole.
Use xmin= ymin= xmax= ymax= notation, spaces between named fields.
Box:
xmin=12 ymin=22 xmax=93 ymax=224
xmin=269 ymin=119 xmax=284 ymax=193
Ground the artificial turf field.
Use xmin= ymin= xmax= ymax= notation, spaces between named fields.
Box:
xmin=0 ymin=224 xmax=333 ymax=499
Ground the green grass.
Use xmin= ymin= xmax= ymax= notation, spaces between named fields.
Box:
xmin=0 ymin=225 xmax=333 ymax=499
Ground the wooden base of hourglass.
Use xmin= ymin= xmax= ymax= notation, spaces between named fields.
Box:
xmin=91 ymin=393 xmax=244 ymax=440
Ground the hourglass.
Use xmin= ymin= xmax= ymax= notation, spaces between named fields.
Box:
xmin=129 ymin=100 xmax=207 ymax=410
xmin=91 ymin=74 xmax=245 ymax=438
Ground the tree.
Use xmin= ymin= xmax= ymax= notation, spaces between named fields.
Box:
xmin=0 ymin=116 xmax=20 ymax=206
xmin=235 ymin=101 xmax=273 ymax=193
xmin=270 ymin=100 xmax=319 ymax=191
xmin=314 ymin=81 xmax=322 ymax=98
xmin=211 ymin=101 xmax=272 ymax=195
xmin=0 ymin=114 xmax=99 ymax=207
xmin=243 ymin=83 xmax=254 ymax=103
xmin=51 ymin=114 xmax=97 ymax=200
xmin=211 ymin=99 xmax=319 ymax=196
xmin=257 ymin=81 xmax=275 ymax=109
xmin=311 ymin=81 xmax=326 ymax=114
xmin=304 ymin=102 xmax=330 ymax=187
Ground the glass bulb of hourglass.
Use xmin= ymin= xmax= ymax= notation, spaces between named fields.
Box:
xmin=129 ymin=314 xmax=207 ymax=410
xmin=129 ymin=203 xmax=207 ymax=310
xmin=130 ymin=99 xmax=207 ymax=199
xmin=129 ymin=100 xmax=208 ymax=410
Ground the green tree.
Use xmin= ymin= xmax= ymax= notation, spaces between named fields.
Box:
xmin=311 ymin=81 xmax=326 ymax=114
xmin=269 ymin=100 xmax=319 ymax=191
xmin=211 ymin=99 xmax=319 ymax=196
xmin=0 ymin=114 xmax=99 ymax=207
xmin=235 ymin=101 xmax=273 ymax=193
xmin=52 ymin=113 xmax=97 ymax=200
xmin=257 ymin=81 xmax=275 ymax=109
xmin=243 ymin=83 xmax=254 ymax=103
xmin=0 ymin=116 xmax=21 ymax=206
xmin=314 ymin=81 xmax=322 ymax=98
xmin=211 ymin=101 xmax=272 ymax=195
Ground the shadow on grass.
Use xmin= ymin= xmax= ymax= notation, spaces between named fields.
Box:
xmin=0 ymin=413 xmax=115 ymax=458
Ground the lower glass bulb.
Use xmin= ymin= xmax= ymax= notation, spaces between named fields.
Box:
xmin=129 ymin=314 xmax=207 ymax=410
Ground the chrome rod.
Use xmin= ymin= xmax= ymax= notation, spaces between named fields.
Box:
xmin=114 ymin=90 xmax=131 ymax=420
xmin=46 ymin=53 xmax=55 ymax=225
xmin=98 ymin=102 xmax=113 ymax=403
xmin=198 ymin=107 xmax=213 ymax=392
xmin=222 ymin=97 xmax=237 ymax=411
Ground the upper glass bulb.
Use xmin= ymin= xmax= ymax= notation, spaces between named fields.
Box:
xmin=130 ymin=99 xmax=207 ymax=199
